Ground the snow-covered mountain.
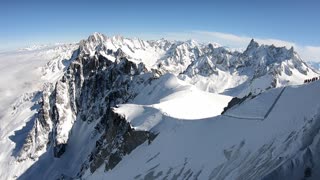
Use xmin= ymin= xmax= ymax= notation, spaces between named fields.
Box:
xmin=0 ymin=33 xmax=319 ymax=180
xmin=85 ymin=76 xmax=320 ymax=180
xmin=74 ymin=32 xmax=318 ymax=96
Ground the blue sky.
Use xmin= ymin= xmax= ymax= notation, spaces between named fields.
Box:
xmin=1 ymin=0 xmax=320 ymax=60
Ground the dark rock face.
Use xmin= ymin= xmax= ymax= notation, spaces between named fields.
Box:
xmin=18 ymin=47 xmax=158 ymax=177
xmin=17 ymin=86 xmax=55 ymax=161
xmin=53 ymin=144 xmax=66 ymax=158
xmin=51 ymin=53 xmax=152 ymax=157
xmin=16 ymin=34 xmax=317 ymax=179
xmin=221 ymin=93 xmax=255 ymax=114
xmin=82 ymin=110 xmax=157 ymax=176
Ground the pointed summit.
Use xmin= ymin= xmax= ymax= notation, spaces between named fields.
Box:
xmin=93 ymin=32 xmax=104 ymax=37
xmin=288 ymin=46 xmax=295 ymax=57
xmin=289 ymin=46 xmax=294 ymax=52
xmin=186 ymin=39 xmax=198 ymax=47
xmin=248 ymin=39 xmax=259 ymax=48
xmin=88 ymin=32 xmax=107 ymax=43
xmin=78 ymin=33 xmax=109 ymax=56
xmin=244 ymin=39 xmax=259 ymax=53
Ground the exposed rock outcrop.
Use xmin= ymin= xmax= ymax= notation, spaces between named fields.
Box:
xmin=18 ymin=46 xmax=157 ymax=163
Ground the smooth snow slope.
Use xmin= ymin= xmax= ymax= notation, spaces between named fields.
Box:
xmin=114 ymin=74 xmax=232 ymax=132
xmin=1 ymin=33 xmax=319 ymax=180
xmin=85 ymin=81 xmax=320 ymax=180
xmin=224 ymin=87 xmax=286 ymax=120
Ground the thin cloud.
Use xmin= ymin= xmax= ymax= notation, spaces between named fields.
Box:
xmin=193 ymin=31 xmax=250 ymax=44
xmin=255 ymin=38 xmax=296 ymax=48
xmin=298 ymin=46 xmax=320 ymax=61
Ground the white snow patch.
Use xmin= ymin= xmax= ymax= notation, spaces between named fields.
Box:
xmin=114 ymin=73 xmax=232 ymax=131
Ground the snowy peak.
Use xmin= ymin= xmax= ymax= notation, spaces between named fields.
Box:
xmin=244 ymin=38 xmax=259 ymax=52
xmin=2 ymin=32 xmax=320 ymax=180
xmin=78 ymin=32 xmax=108 ymax=56
xmin=241 ymin=39 xmax=310 ymax=79
xmin=90 ymin=32 xmax=107 ymax=43
xmin=75 ymin=33 xmax=318 ymax=96
xmin=243 ymin=38 xmax=296 ymax=65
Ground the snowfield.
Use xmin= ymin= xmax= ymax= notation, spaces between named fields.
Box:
xmin=123 ymin=74 xmax=231 ymax=118
xmin=86 ymin=81 xmax=320 ymax=180
xmin=114 ymin=74 xmax=232 ymax=131
xmin=0 ymin=33 xmax=320 ymax=180
xmin=223 ymin=87 xmax=286 ymax=120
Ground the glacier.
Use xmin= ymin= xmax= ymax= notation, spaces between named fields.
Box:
xmin=0 ymin=33 xmax=319 ymax=180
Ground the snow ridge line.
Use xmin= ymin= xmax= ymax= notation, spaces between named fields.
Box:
xmin=263 ymin=87 xmax=286 ymax=119
xmin=222 ymin=87 xmax=286 ymax=121
xmin=222 ymin=114 xmax=264 ymax=121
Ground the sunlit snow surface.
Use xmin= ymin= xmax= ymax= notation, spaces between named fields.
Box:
xmin=114 ymin=74 xmax=232 ymax=131
xmin=0 ymin=35 xmax=320 ymax=180
xmin=86 ymin=81 xmax=320 ymax=180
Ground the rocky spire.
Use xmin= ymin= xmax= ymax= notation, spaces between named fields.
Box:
xmin=247 ymin=39 xmax=259 ymax=50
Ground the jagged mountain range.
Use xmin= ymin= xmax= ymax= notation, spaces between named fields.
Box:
xmin=0 ymin=33 xmax=319 ymax=180
xmin=69 ymin=32 xmax=317 ymax=96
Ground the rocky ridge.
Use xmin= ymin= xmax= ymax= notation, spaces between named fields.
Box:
xmin=6 ymin=33 xmax=320 ymax=179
